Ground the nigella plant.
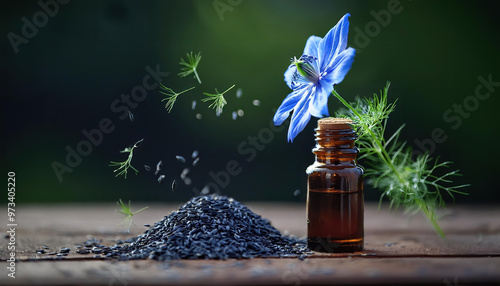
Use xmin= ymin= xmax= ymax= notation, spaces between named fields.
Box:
xmin=274 ymin=13 xmax=355 ymax=142
xmin=274 ymin=14 xmax=467 ymax=236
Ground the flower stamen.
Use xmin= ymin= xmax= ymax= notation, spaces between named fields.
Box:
xmin=291 ymin=55 xmax=320 ymax=86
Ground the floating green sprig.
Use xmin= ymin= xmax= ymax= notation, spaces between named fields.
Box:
xmin=202 ymin=84 xmax=234 ymax=115
xmin=159 ymin=85 xmax=195 ymax=113
xmin=333 ymin=83 xmax=468 ymax=237
xmin=116 ymin=199 xmax=149 ymax=232
xmin=178 ymin=51 xmax=202 ymax=84
xmin=109 ymin=139 xmax=143 ymax=178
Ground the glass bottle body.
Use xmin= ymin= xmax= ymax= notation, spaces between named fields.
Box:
xmin=306 ymin=118 xmax=364 ymax=253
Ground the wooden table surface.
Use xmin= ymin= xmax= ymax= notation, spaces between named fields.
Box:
xmin=1 ymin=202 xmax=499 ymax=285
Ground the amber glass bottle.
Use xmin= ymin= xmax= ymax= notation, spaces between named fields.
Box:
xmin=306 ymin=118 xmax=364 ymax=253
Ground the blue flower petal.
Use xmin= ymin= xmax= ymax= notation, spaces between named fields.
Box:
xmin=273 ymin=86 xmax=310 ymax=126
xmin=327 ymin=47 xmax=356 ymax=85
xmin=303 ymin=35 xmax=322 ymax=59
xmin=309 ymin=76 xmax=335 ymax=118
xmin=288 ymin=90 xmax=313 ymax=142
xmin=284 ymin=64 xmax=296 ymax=89
xmin=318 ymin=13 xmax=351 ymax=72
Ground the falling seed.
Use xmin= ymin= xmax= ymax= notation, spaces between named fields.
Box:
xmin=252 ymin=100 xmax=261 ymax=106
xmin=144 ymin=165 xmax=151 ymax=172
xmin=232 ymin=111 xmax=237 ymax=120
xmin=183 ymin=177 xmax=192 ymax=186
xmin=216 ymin=109 xmax=222 ymax=117
xmin=237 ymin=109 xmax=244 ymax=117
xmin=200 ymin=185 xmax=210 ymax=195
xmin=192 ymin=100 xmax=197 ymax=110
xmin=171 ymin=180 xmax=176 ymax=191
xmin=180 ymin=168 xmax=190 ymax=179
xmin=192 ymin=157 xmax=200 ymax=166
xmin=191 ymin=150 xmax=199 ymax=159
xmin=293 ymin=189 xmax=301 ymax=196
xmin=158 ymin=175 xmax=166 ymax=184
xmin=128 ymin=111 xmax=134 ymax=122
xmin=155 ymin=161 xmax=163 ymax=175
xmin=176 ymin=156 xmax=186 ymax=163
xmin=196 ymin=113 xmax=202 ymax=120
xmin=236 ymin=88 xmax=243 ymax=98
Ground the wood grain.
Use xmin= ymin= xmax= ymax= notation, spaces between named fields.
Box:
xmin=1 ymin=202 xmax=499 ymax=285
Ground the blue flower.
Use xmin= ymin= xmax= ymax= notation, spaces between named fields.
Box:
xmin=273 ymin=13 xmax=356 ymax=142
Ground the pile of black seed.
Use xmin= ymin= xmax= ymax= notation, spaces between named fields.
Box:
xmin=110 ymin=194 xmax=308 ymax=261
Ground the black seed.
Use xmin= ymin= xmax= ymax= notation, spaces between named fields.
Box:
xmin=191 ymin=150 xmax=199 ymax=159
xmin=176 ymin=156 xmax=186 ymax=163
xmin=144 ymin=165 xmax=151 ymax=172
xmin=192 ymin=157 xmax=200 ymax=166
xmin=59 ymin=247 xmax=70 ymax=253
xmin=36 ymin=249 xmax=45 ymax=254
xmin=94 ymin=195 xmax=308 ymax=261
xmin=171 ymin=180 xmax=176 ymax=191
xmin=180 ymin=168 xmax=190 ymax=179
xmin=158 ymin=175 xmax=166 ymax=184
xmin=155 ymin=161 xmax=163 ymax=175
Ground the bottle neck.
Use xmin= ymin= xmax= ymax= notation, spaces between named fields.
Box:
xmin=312 ymin=120 xmax=359 ymax=166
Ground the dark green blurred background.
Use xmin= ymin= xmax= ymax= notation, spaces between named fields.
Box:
xmin=2 ymin=0 xmax=499 ymax=204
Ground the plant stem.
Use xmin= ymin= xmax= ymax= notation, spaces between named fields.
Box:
xmin=194 ymin=70 xmax=201 ymax=84
xmin=331 ymin=90 xmax=445 ymax=237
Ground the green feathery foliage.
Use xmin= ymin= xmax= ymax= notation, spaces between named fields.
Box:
xmin=116 ymin=199 xmax=149 ymax=232
xmin=202 ymin=84 xmax=235 ymax=115
xmin=333 ymin=83 xmax=468 ymax=237
xmin=178 ymin=51 xmax=202 ymax=84
xmin=109 ymin=139 xmax=143 ymax=178
xmin=159 ymin=85 xmax=195 ymax=113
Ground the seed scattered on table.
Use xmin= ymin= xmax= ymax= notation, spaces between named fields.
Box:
xmin=101 ymin=195 xmax=308 ymax=261
xmin=59 ymin=247 xmax=71 ymax=253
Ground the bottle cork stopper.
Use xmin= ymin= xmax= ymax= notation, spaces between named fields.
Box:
xmin=318 ymin=117 xmax=353 ymax=130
